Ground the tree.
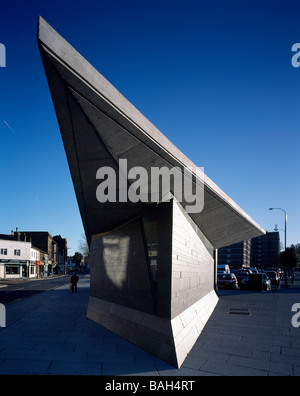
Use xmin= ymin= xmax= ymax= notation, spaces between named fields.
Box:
xmin=78 ymin=233 xmax=89 ymax=258
xmin=280 ymin=245 xmax=299 ymax=270
xmin=294 ymin=244 xmax=300 ymax=267
xmin=71 ymin=251 xmax=83 ymax=269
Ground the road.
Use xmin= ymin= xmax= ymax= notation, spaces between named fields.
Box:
xmin=0 ymin=275 xmax=70 ymax=305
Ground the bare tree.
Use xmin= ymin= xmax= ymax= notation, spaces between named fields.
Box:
xmin=78 ymin=233 xmax=89 ymax=257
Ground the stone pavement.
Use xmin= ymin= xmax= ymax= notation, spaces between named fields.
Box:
xmin=0 ymin=273 xmax=299 ymax=376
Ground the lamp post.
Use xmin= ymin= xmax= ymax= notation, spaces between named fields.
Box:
xmin=269 ymin=208 xmax=287 ymax=287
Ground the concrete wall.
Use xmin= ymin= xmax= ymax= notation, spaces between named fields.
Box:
xmin=171 ymin=199 xmax=214 ymax=318
xmin=87 ymin=199 xmax=218 ymax=367
xmin=169 ymin=199 xmax=218 ymax=367
xmin=156 ymin=202 xmax=173 ymax=319
xmin=90 ymin=218 xmax=155 ymax=315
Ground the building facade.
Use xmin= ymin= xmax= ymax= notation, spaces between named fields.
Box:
xmin=14 ymin=230 xmax=58 ymax=275
xmin=0 ymin=235 xmax=40 ymax=279
xmin=53 ymin=235 xmax=68 ymax=273
xmin=251 ymin=232 xmax=280 ymax=269
xmin=218 ymin=232 xmax=280 ymax=270
xmin=0 ymin=229 xmax=67 ymax=279
xmin=218 ymin=240 xmax=251 ymax=269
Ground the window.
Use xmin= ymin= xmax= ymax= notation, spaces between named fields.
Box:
xmin=14 ymin=249 xmax=21 ymax=256
xmin=0 ymin=248 xmax=7 ymax=255
xmin=6 ymin=265 xmax=19 ymax=275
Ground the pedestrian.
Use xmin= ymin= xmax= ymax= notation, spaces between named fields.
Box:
xmin=70 ymin=272 xmax=79 ymax=293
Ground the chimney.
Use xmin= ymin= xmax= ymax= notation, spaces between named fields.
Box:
xmin=15 ymin=227 xmax=21 ymax=241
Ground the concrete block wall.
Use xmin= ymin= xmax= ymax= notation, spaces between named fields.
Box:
xmin=171 ymin=199 xmax=215 ymax=318
xmin=87 ymin=200 xmax=218 ymax=367
xmin=171 ymin=290 xmax=218 ymax=367
xmin=89 ymin=218 xmax=155 ymax=315
xmin=87 ymin=296 xmax=178 ymax=366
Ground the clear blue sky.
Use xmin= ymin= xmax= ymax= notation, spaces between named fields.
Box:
xmin=1 ymin=0 xmax=299 ymax=255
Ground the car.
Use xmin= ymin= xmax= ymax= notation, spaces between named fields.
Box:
xmin=264 ymin=267 xmax=281 ymax=277
xmin=263 ymin=270 xmax=280 ymax=285
xmin=217 ymin=273 xmax=238 ymax=289
xmin=262 ymin=273 xmax=272 ymax=291
xmin=234 ymin=271 xmax=250 ymax=286
xmin=217 ymin=264 xmax=230 ymax=273
xmin=240 ymin=273 xmax=271 ymax=291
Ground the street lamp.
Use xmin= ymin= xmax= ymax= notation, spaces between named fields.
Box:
xmin=269 ymin=208 xmax=287 ymax=287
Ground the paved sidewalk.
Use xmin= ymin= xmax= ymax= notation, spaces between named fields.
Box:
xmin=0 ymin=273 xmax=299 ymax=375
xmin=193 ymin=277 xmax=300 ymax=376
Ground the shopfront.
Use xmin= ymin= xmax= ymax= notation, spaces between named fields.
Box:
xmin=0 ymin=260 xmax=27 ymax=279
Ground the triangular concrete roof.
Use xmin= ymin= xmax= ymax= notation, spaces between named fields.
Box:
xmin=38 ymin=16 xmax=265 ymax=248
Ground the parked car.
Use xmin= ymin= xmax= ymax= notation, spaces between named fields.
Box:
xmin=217 ymin=273 xmax=238 ymax=289
xmin=263 ymin=270 xmax=280 ymax=285
xmin=217 ymin=264 xmax=230 ymax=273
xmin=240 ymin=273 xmax=271 ymax=291
xmin=265 ymin=267 xmax=281 ymax=278
xmin=234 ymin=271 xmax=250 ymax=286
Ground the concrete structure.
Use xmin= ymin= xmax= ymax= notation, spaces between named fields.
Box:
xmin=38 ymin=17 xmax=265 ymax=367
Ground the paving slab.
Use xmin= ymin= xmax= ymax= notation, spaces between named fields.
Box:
xmin=0 ymin=273 xmax=299 ymax=376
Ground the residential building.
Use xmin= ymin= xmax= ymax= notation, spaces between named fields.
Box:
xmin=217 ymin=231 xmax=280 ymax=270
xmin=251 ymin=231 xmax=280 ymax=269
xmin=218 ymin=239 xmax=251 ymax=269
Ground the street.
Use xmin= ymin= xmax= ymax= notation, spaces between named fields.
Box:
xmin=0 ymin=275 xmax=69 ymax=305
xmin=0 ymin=270 xmax=286 ymax=306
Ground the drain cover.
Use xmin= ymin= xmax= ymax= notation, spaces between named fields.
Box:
xmin=228 ymin=308 xmax=251 ymax=315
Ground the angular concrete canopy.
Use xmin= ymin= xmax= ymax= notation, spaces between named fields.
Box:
xmin=38 ymin=16 xmax=264 ymax=250
xmin=38 ymin=16 xmax=265 ymax=368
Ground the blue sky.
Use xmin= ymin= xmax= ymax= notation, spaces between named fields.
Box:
xmin=0 ymin=0 xmax=299 ymax=254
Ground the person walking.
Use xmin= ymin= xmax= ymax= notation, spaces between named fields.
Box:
xmin=70 ymin=272 xmax=79 ymax=293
